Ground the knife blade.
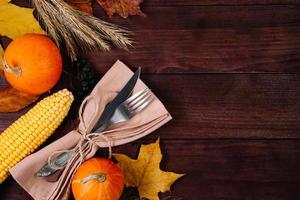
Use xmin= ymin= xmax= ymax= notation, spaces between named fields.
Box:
xmin=92 ymin=67 xmax=141 ymax=132
xmin=36 ymin=68 xmax=141 ymax=177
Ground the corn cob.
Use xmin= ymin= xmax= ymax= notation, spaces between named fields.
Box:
xmin=0 ymin=89 xmax=74 ymax=183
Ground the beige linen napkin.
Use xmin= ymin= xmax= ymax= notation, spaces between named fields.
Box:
xmin=9 ymin=60 xmax=172 ymax=200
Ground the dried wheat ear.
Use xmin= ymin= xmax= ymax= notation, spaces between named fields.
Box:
xmin=33 ymin=0 xmax=132 ymax=60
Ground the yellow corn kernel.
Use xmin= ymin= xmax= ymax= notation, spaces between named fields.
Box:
xmin=0 ymin=89 xmax=74 ymax=183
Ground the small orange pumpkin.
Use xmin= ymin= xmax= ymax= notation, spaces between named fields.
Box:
xmin=72 ymin=158 xmax=125 ymax=200
xmin=3 ymin=33 xmax=62 ymax=95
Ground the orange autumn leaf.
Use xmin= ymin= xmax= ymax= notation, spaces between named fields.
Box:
xmin=96 ymin=0 xmax=145 ymax=18
xmin=0 ymin=85 xmax=38 ymax=112
xmin=66 ymin=0 xmax=93 ymax=14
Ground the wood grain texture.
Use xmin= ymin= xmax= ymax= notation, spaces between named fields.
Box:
xmin=1 ymin=74 xmax=300 ymax=139
xmin=2 ymin=140 xmax=300 ymax=200
xmin=88 ymin=28 xmax=300 ymax=73
xmin=142 ymin=0 xmax=300 ymax=6
xmin=90 ymin=5 xmax=300 ymax=73
xmin=7 ymin=1 xmax=300 ymax=72
xmin=142 ymin=74 xmax=300 ymax=139
xmin=115 ymin=139 xmax=300 ymax=200
xmin=1 ymin=0 xmax=300 ymax=200
xmin=9 ymin=0 xmax=300 ymax=7
xmin=94 ymin=5 xmax=300 ymax=29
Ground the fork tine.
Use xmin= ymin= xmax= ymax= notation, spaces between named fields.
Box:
xmin=126 ymin=88 xmax=150 ymax=108
xmin=128 ymin=91 xmax=152 ymax=110
xmin=130 ymin=95 xmax=155 ymax=114
xmin=127 ymin=92 xmax=153 ymax=113
xmin=123 ymin=88 xmax=149 ymax=105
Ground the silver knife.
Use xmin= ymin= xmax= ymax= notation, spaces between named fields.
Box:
xmin=36 ymin=68 xmax=141 ymax=177
xmin=92 ymin=67 xmax=141 ymax=132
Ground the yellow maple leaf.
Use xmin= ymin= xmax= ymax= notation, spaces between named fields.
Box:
xmin=0 ymin=0 xmax=10 ymax=5
xmin=0 ymin=2 xmax=44 ymax=39
xmin=114 ymin=139 xmax=184 ymax=200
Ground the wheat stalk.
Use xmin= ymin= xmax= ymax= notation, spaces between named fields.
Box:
xmin=32 ymin=0 xmax=132 ymax=60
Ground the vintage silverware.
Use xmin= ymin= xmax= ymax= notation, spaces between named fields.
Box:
xmin=107 ymin=88 xmax=154 ymax=126
xmin=36 ymin=88 xmax=154 ymax=177
xmin=92 ymin=68 xmax=141 ymax=132
xmin=36 ymin=68 xmax=142 ymax=177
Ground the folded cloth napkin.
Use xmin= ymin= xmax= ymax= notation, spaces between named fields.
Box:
xmin=10 ymin=60 xmax=172 ymax=200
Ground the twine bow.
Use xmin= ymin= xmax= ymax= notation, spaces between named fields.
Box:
xmin=47 ymin=95 xmax=112 ymax=170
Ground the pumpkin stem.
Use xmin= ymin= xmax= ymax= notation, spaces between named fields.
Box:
xmin=2 ymin=59 xmax=22 ymax=76
xmin=80 ymin=172 xmax=107 ymax=184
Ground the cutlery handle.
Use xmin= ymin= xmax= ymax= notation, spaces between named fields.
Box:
xmin=36 ymin=148 xmax=75 ymax=177
xmin=36 ymin=124 xmax=109 ymax=177
xmin=53 ymin=149 xmax=75 ymax=167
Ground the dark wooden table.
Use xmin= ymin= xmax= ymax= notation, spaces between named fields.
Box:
xmin=2 ymin=0 xmax=300 ymax=199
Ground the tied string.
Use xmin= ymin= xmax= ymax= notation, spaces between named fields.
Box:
xmin=47 ymin=95 xmax=112 ymax=170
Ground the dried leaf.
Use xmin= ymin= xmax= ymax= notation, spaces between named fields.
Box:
xmin=0 ymin=1 xmax=41 ymax=112
xmin=66 ymin=0 xmax=93 ymax=14
xmin=96 ymin=0 xmax=145 ymax=18
xmin=0 ymin=86 xmax=38 ymax=112
xmin=0 ymin=47 xmax=38 ymax=113
xmin=68 ymin=3 xmax=93 ymax=14
xmin=114 ymin=139 xmax=184 ymax=200
xmin=0 ymin=2 xmax=44 ymax=39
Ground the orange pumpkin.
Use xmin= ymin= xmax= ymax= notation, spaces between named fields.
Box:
xmin=3 ymin=33 xmax=62 ymax=95
xmin=72 ymin=158 xmax=125 ymax=200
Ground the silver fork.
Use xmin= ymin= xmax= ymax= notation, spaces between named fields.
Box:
xmin=36 ymin=88 xmax=154 ymax=177
xmin=105 ymin=88 xmax=154 ymax=127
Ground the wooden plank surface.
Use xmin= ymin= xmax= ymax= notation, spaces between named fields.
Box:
xmin=94 ymin=5 xmax=300 ymax=29
xmin=87 ymin=28 xmax=300 ymax=73
xmin=1 ymin=0 xmax=300 ymax=200
xmin=1 ymin=74 xmax=300 ymax=139
xmin=91 ymin=5 xmax=300 ymax=73
xmin=7 ymin=1 xmax=300 ymax=73
xmin=2 ymin=140 xmax=300 ymax=200
xmin=142 ymin=0 xmax=300 ymax=6
xmin=13 ymin=0 xmax=300 ymax=7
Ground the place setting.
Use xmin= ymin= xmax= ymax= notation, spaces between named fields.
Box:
xmin=0 ymin=1 xmax=184 ymax=199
